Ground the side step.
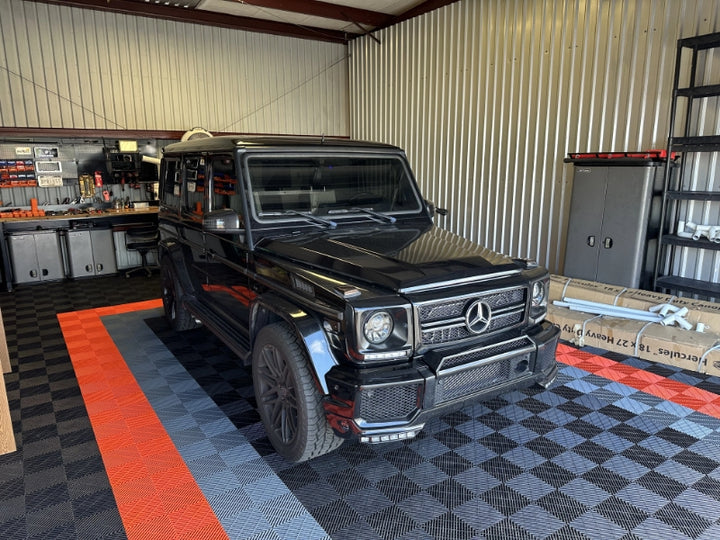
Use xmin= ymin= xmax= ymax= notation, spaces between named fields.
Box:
xmin=184 ymin=298 xmax=252 ymax=363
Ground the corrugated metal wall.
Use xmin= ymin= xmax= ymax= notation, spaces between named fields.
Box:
xmin=350 ymin=0 xmax=720 ymax=275
xmin=0 ymin=0 xmax=349 ymax=135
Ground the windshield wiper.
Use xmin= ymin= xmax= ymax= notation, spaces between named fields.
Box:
xmin=327 ymin=207 xmax=396 ymax=224
xmin=351 ymin=207 xmax=396 ymax=224
xmin=259 ymin=209 xmax=337 ymax=229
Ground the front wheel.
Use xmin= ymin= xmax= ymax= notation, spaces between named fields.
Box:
xmin=252 ymin=322 xmax=343 ymax=462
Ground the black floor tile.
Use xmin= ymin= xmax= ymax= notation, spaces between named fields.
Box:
xmin=0 ymin=274 xmax=160 ymax=540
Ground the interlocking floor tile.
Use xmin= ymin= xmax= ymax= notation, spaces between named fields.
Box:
xmin=0 ymin=275 xmax=162 ymax=540
xmin=4 ymin=276 xmax=720 ymax=539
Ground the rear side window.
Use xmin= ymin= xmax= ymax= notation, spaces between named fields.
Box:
xmin=211 ymin=156 xmax=243 ymax=220
xmin=183 ymin=156 xmax=205 ymax=217
xmin=160 ymin=158 xmax=181 ymax=209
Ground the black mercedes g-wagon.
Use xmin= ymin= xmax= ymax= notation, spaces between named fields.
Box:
xmin=158 ymin=136 xmax=559 ymax=462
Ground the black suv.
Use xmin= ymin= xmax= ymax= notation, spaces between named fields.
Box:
xmin=158 ymin=136 xmax=559 ymax=462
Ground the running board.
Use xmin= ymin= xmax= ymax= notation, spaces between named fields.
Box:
xmin=184 ymin=298 xmax=252 ymax=363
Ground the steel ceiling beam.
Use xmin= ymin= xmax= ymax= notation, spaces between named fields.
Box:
xmin=235 ymin=0 xmax=395 ymax=28
xmin=25 ymin=0 xmax=464 ymax=43
xmin=392 ymin=0 xmax=462 ymax=26
xmin=27 ymin=0 xmax=356 ymax=43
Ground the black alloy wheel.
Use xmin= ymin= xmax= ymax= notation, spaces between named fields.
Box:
xmin=252 ymin=322 xmax=343 ymax=462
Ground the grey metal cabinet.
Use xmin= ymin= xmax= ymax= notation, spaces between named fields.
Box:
xmin=563 ymin=157 xmax=664 ymax=289
xmin=66 ymin=228 xmax=117 ymax=278
xmin=8 ymin=231 xmax=64 ymax=284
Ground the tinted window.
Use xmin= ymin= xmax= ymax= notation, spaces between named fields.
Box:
xmin=210 ymin=156 xmax=243 ymax=220
xmin=160 ymin=158 xmax=181 ymax=209
xmin=183 ymin=156 xmax=205 ymax=217
xmin=245 ymin=154 xmax=422 ymax=220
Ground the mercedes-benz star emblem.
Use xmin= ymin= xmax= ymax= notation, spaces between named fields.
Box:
xmin=465 ymin=300 xmax=492 ymax=334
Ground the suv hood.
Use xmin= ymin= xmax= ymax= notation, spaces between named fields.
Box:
xmin=258 ymin=226 xmax=521 ymax=292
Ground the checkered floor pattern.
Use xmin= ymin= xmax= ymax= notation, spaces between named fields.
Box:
xmin=0 ymin=276 xmax=160 ymax=539
xmin=2 ymin=275 xmax=720 ymax=539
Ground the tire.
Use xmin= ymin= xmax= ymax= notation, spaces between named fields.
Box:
xmin=161 ymin=262 xmax=198 ymax=332
xmin=252 ymin=322 xmax=343 ymax=462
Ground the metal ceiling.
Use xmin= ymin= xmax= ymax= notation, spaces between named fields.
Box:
xmin=28 ymin=0 xmax=461 ymax=43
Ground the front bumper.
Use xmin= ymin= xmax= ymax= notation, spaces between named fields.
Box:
xmin=324 ymin=321 xmax=560 ymax=442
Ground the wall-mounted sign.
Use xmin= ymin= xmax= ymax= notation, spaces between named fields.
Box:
xmin=37 ymin=175 xmax=64 ymax=187
xmin=35 ymin=160 xmax=62 ymax=173
xmin=118 ymin=140 xmax=138 ymax=152
xmin=34 ymin=146 xmax=59 ymax=158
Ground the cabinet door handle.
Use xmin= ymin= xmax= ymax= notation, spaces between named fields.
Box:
xmin=603 ymin=237 xmax=613 ymax=249
xmin=587 ymin=235 xmax=595 ymax=247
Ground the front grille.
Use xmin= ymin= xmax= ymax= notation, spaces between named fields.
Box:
xmin=440 ymin=336 xmax=534 ymax=371
xmin=422 ymin=325 xmax=472 ymax=344
xmin=358 ymin=384 xmax=419 ymax=422
xmin=417 ymin=286 xmax=527 ymax=346
xmin=436 ymin=353 xmax=531 ymax=404
xmin=418 ymin=297 xmax=467 ymax=322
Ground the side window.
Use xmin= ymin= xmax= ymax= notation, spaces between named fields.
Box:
xmin=210 ymin=156 xmax=243 ymax=225
xmin=160 ymin=158 xmax=181 ymax=209
xmin=183 ymin=155 xmax=206 ymax=217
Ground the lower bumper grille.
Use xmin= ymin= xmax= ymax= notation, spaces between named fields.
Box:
xmin=440 ymin=336 xmax=534 ymax=371
xmin=358 ymin=384 xmax=419 ymax=423
xmin=436 ymin=353 xmax=531 ymax=405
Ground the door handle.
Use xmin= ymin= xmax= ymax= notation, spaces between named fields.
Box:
xmin=587 ymin=235 xmax=595 ymax=247
xmin=603 ymin=237 xmax=613 ymax=249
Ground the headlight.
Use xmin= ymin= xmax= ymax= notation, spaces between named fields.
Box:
xmin=529 ymin=278 xmax=549 ymax=324
xmin=532 ymin=281 xmax=546 ymax=306
xmin=364 ymin=311 xmax=393 ymax=344
xmin=352 ymin=304 xmax=413 ymax=363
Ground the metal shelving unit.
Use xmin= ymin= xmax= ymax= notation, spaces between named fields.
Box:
xmin=654 ymin=32 xmax=720 ymax=299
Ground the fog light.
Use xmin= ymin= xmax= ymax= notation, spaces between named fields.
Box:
xmin=360 ymin=430 xmax=420 ymax=444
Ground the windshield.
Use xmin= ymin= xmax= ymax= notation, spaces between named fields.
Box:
xmin=245 ymin=154 xmax=423 ymax=223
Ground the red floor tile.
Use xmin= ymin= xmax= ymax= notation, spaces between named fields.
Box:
xmin=558 ymin=343 xmax=720 ymax=419
xmin=58 ymin=300 xmax=227 ymax=540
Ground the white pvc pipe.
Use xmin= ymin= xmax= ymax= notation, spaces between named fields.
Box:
xmin=554 ymin=299 xmax=663 ymax=322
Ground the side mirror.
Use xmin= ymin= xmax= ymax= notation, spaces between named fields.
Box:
xmin=203 ymin=208 xmax=243 ymax=233
xmin=426 ymin=200 xmax=448 ymax=217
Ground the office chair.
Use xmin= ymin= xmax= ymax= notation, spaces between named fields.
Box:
xmin=124 ymin=223 xmax=159 ymax=278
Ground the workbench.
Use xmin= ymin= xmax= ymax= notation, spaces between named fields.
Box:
xmin=0 ymin=207 xmax=158 ymax=291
